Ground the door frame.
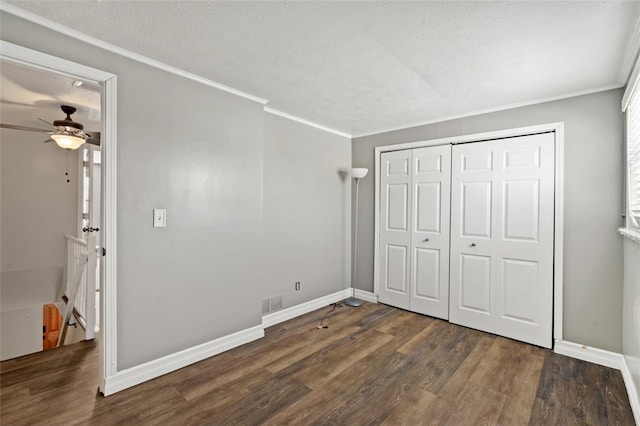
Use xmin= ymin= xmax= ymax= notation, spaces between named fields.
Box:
xmin=1 ymin=40 xmax=118 ymax=393
xmin=373 ymin=122 xmax=565 ymax=341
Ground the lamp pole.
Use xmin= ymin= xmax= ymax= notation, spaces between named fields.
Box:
xmin=346 ymin=168 xmax=367 ymax=307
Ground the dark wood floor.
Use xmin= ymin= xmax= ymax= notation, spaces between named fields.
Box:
xmin=0 ymin=302 xmax=635 ymax=425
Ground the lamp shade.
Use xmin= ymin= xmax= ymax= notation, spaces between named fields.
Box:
xmin=52 ymin=133 xmax=86 ymax=150
xmin=351 ymin=168 xmax=368 ymax=179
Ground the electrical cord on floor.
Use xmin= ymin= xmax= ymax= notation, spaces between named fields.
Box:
xmin=316 ymin=302 xmax=342 ymax=329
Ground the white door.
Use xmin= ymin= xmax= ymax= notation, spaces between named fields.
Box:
xmin=79 ymin=145 xmax=101 ymax=338
xmin=410 ymin=145 xmax=451 ymax=319
xmin=379 ymin=146 xmax=452 ymax=319
xmin=81 ymin=146 xmax=101 ymax=243
xmin=379 ymin=150 xmax=412 ymax=310
xmin=449 ymin=133 xmax=555 ymax=348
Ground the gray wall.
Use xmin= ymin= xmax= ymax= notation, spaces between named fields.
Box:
xmin=263 ymin=113 xmax=351 ymax=308
xmin=1 ymin=130 xmax=77 ymax=276
xmin=1 ymin=12 xmax=265 ymax=370
xmin=1 ymin=130 xmax=76 ymax=359
xmin=1 ymin=130 xmax=77 ymax=304
xmin=353 ymin=89 xmax=625 ymax=352
xmin=623 ymin=238 xmax=640 ymax=405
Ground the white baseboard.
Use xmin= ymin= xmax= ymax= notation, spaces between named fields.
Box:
xmin=554 ymin=339 xmax=622 ymax=369
xmin=102 ymin=324 xmax=264 ymax=396
xmin=261 ymin=289 xmax=379 ymax=329
xmin=262 ymin=289 xmax=350 ymax=328
xmin=621 ymin=355 xmax=640 ymax=424
xmin=102 ymin=288 xmax=376 ymax=395
xmin=554 ymin=339 xmax=640 ymax=422
xmin=354 ymin=289 xmax=378 ymax=303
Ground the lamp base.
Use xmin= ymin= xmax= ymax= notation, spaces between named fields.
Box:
xmin=345 ymin=297 xmax=363 ymax=307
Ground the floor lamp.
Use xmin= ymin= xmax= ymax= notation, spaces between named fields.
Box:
xmin=346 ymin=167 xmax=368 ymax=307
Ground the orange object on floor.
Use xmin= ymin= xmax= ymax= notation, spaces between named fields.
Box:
xmin=43 ymin=304 xmax=63 ymax=350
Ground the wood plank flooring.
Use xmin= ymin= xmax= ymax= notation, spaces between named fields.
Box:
xmin=0 ymin=302 xmax=635 ymax=425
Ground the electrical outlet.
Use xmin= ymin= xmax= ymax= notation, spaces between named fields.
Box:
xmin=295 ymin=281 xmax=301 ymax=291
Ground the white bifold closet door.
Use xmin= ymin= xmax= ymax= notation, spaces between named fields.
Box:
xmin=379 ymin=145 xmax=451 ymax=319
xmin=449 ymin=133 xmax=555 ymax=348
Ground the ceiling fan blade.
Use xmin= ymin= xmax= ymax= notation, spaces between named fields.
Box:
xmin=43 ymin=138 xmax=54 ymax=143
xmin=86 ymin=131 xmax=101 ymax=146
xmin=1 ymin=123 xmax=51 ymax=133
xmin=38 ymin=118 xmax=55 ymax=127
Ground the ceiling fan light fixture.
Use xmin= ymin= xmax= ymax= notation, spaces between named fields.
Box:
xmin=52 ymin=133 xmax=86 ymax=150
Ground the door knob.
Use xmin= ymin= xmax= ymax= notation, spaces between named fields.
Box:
xmin=471 ymin=243 xmax=476 ymax=247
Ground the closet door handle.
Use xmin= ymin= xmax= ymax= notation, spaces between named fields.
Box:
xmin=423 ymin=238 xmax=429 ymax=242
xmin=470 ymin=243 xmax=476 ymax=247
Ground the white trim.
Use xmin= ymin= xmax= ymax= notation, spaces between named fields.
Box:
xmin=0 ymin=40 xmax=114 ymax=81
xmin=554 ymin=339 xmax=622 ymax=370
xmin=372 ymin=122 xmax=564 ymax=153
xmin=0 ymin=2 xmax=268 ymax=105
xmin=0 ymin=40 xmax=118 ymax=395
xmin=619 ymin=17 xmax=640 ymax=86
xmin=355 ymin=86 xmax=621 ymax=139
xmin=354 ymin=289 xmax=378 ymax=303
xmin=261 ymin=289 xmax=378 ymax=330
xmin=262 ymin=289 xmax=350 ymax=328
xmin=106 ymin=286 xmax=378 ymax=394
xmin=623 ymin=49 xmax=640 ymax=111
xmin=621 ymin=355 xmax=640 ymax=424
xmin=264 ymin=107 xmax=351 ymax=139
xmin=102 ymin=325 xmax=264 ymax=396
xmin=373 ymin=122 xmax=565 ymax=342
xmin=374 ymin=151 xmax=381 ymax=307
xmin=554 ymin=339 xmax=640 ymax=420
xmin=619 ymin=226 xmax=640 ymax=245
xmin=553 ymin=124 xmax=565 ymax=340
xmin=101 ymin=75 xmax=118 ymax=388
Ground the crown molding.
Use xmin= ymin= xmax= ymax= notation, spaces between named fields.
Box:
xmin=353 ymin=84 xmax=623 ymax=139
xmin=264 ymin=107 xmax=351 ymax=139
xmin=619 ymin=16 xmax=640 ymax=85
xmin=0 ymin=2 xmax=268 ymax=105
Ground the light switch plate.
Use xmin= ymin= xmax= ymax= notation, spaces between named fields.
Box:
xmin=153 ymin=209 xmax=166 ymax=228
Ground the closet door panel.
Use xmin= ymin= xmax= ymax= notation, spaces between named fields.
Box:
xmin=414 ymin=248 xmax=440 ymax=300
xmin=456 ymin=253 xmax=493 ymax=333
xmin=495 ymin=134 xmax=554 ymax=348
xmin=450 ymin=142 xmax=497 ymax=332
xmin=410 ymin=145 xmax=451 ymax=319
xmin=379 ymin=150 xmax=412 ymax=310
xmin=461 ymin=181 xmax=493 ymax=238
xmin=450 ymin=133 xmax=554 ymax=348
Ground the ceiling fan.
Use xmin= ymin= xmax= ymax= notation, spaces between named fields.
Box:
xmin=0 ymin=105 xmax=100 ymax=149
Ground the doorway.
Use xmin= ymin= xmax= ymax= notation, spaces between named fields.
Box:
xmin=0 ymin=40 xmax=117 ymax=394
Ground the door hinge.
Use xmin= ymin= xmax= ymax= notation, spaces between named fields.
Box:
xmin=102 ymin=247 xmax=106 ymax=256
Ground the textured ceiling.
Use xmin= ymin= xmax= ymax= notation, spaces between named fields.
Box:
xmin=0 ymin=59 xmax=101 ymax=136
xmin=4 ymin=1 xmax=640 ymax=137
